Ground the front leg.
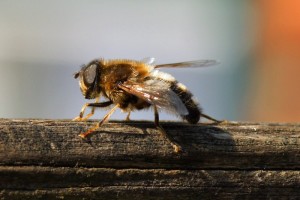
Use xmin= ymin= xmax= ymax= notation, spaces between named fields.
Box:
xmin=73 ymin=103 xmax=92 ymax=121
xmin=79 ymin=103 xmax=119 ymax=138
xmin=73 ymin=100 xmax=114 ymax=121
xmin=73 ymin=97 xmax=100 ymax=121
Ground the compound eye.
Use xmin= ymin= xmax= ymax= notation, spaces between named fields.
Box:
xmin=83 ymin=64 xmax=97 ymax=84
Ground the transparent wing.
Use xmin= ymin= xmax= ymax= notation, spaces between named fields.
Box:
xmin=141 ymin=57 xmax=156 ymax=65
xmin=118 ymin=79 xmax=188 ymax=116
xmin=155 ymin=59 xmax=219 ymax=68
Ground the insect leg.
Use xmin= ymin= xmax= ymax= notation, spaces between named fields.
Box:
xmin=73 ymin=96 xmax=100 ymax=121
xmin=88 ymin=101 xmax=113 ymax=107
xmin=79 ymin=101 xmax=114 ymax=121
xmin=154 ymin=105 xmax=182 ymax=153
xmin=125 ymin=111 xmax=131 ymax=121
xmin=78 ymin=104 xmax=119 ymax=138
xmin=72 ymin=103 xmax=91 ymax=121
xmin=201 ymin=113 xmax=225 ymax=123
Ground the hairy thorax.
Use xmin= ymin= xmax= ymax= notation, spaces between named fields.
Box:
xmin=99 ymin=60 xmax=152 ymax=111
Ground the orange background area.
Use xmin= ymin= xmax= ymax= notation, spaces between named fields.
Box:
xmin=249 ymin=1 xmax=300 ymax=122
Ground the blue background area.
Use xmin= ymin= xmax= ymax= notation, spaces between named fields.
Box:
xmin=0 ymin=1 xmax=256 ymax=121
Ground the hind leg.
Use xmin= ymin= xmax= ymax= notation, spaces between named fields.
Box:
xmin=201 ymin=113 xmax=228 ymax=124
xmin=154 ymin=105 xmax=182 ymax=153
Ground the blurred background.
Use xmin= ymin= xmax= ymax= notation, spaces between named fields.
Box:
xmin=0 ymin=0 xmax=299 ymax=122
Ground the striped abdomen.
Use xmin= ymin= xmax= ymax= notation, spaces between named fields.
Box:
xmin=170 ymin=81 xmax=201 ymax=124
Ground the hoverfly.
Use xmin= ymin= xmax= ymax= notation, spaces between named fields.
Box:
xmin=73 ymin=58 xmax=221 ymax=152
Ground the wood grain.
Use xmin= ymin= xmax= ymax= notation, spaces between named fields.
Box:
xmin=0 ymin=119 xmax=300 ymax=199
xmin=1 ymin=119 xmax=300 ymax=169
xmin=1 ymin=166 xmax=299 ymax=199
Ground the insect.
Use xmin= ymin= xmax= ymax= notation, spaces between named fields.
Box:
xmin=73 ymin=57 xmax=222 ymax=152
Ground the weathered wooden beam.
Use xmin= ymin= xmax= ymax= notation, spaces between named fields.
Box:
xmin=1 ymin=119 xmax=300 ymax=169
xmin=0 ymin=119 xmax=300 ymax=199
xmin=0 ymin=166 xmax=299 ymax=199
